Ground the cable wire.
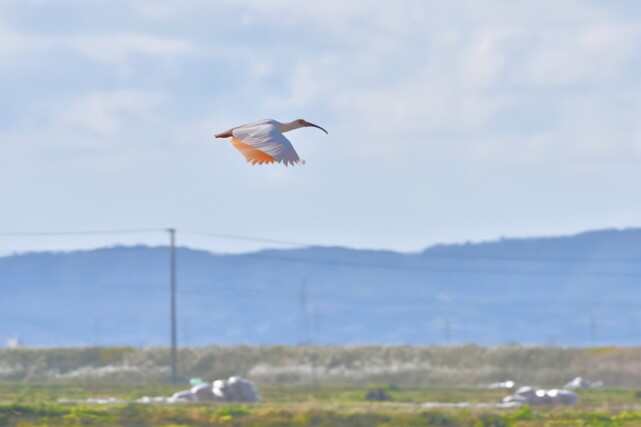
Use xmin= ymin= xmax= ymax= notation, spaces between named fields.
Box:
xmin=185 ymin=230 xmax=641 ymax=264
xmin=4 ymin=228 xmax=641 ymax=269
xmin=0 ymin=228 xmax=166 ymax=237
xmin=182 ymin=231 xmax=310 ymax=247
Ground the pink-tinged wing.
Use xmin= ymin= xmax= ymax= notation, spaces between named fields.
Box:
xmin=231 ymin=122 xmax=303 ymax=166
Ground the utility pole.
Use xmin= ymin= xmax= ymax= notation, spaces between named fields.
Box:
xmin=444 ymin=318 xmax=452 ymax=344
xmin=299 ymin=279 xmax=310 ymax=345
xmin=168 ymin=228 xmax=177 ymax=384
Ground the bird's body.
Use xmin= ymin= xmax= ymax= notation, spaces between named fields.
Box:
xmin=215 ymin=119 xmax=327 ymax=166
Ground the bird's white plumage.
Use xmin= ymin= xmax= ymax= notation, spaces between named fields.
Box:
xmin=231 ymin=120 xmax=302 ymax=166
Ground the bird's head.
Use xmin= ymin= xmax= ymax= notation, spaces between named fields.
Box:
xmin=296 ymin=119 xmax=328 ymax=134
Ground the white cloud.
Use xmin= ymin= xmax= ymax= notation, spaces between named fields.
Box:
xmin=59 ymin=90 xmax=164 ymax=137
xmin=69 ymin=33 xmax=194 ymax=65
xmin=520 ymin=25 xmax=640 ymax=86
xmin=0 ymin=24 xmax=193 ymax=66
xmin=0 ymin=26 xmax=40 ymax=58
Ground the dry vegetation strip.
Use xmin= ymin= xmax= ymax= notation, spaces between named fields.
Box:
xmin=3 ymin=346 xmax=641 ymax=387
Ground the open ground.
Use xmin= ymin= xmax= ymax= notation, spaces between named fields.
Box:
xmin=3 ymin=346 xmax=641 ymax=426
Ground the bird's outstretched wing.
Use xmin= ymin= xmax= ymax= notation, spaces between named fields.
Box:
xmin=231 ymin=122 xmax=303 ymax=166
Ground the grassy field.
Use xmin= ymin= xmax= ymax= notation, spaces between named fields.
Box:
xmin=3 ymin=346 xmax=641 ymax=426
xmin=2 ymin=384 xmax=641 ymax=426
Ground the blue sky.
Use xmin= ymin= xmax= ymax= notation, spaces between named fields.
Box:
xmin=2 ymin=1 xmax=641 ymax=254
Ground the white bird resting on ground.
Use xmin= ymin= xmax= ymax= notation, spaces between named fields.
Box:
xmin=213 ymin=376 xmax=260 ymax=402
xmin=214 ymin=118 xmax=328 ymax=166
xmin=502 ymin=386 xmax=577 ymax=406
xmin=565 ymin=376 xmax=603 ymax=389
xmin=162 ymin=376 xmax=260 ymax=404
xmin=487 ymin=380 xmax=515 ymax=390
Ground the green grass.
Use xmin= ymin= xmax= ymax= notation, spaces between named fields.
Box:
xmin=0 ymin=382 xmax=507 ymax=405
xmin=2 ymin=384 xmax=641 ymax=426
xmin=3 ymin=400 xmax=641 ymax=427
xmin=4 ymin=346 xmax=641 ymax=425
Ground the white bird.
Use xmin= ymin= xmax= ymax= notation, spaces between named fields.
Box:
xmin=214 ymin=118 xmax=328 ymax=166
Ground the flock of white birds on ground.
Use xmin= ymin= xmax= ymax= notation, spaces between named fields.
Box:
xmin=215 ymin=118 xmax=328 ymax=166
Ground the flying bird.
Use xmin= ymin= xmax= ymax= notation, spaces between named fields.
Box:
xmin=214 ymin=119 xmax=328 ymax=166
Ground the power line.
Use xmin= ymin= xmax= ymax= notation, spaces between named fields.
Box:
xmin=239 ymin=252 xmax=641 ymax=279
xmin=185 ymin=230 xmax=641 ymax=264
xmin=2 ymin=249 xmax=641 ymax=280
xmin=0 ymin=228 xmax=165 ymax=237
xmin=4 ymin=227 xmax=641 ymax=272
xmin=182 ymin=231 xmax=310 ymax=247
xmin=421 ymin=253 xmax=641 ymax=264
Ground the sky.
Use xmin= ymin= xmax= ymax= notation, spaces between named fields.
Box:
xmin=1 ymin=0 xmax=641 ymax=254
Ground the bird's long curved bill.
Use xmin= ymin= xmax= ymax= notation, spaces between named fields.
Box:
xmin=307 ymin=122 xmax=328 ymax=134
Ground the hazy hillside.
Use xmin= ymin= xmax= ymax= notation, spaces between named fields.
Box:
xmin=2 ymin=228 xmax=641 ymax=347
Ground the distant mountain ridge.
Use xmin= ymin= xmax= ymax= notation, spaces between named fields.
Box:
xmin=2 ymin=228 xmax=641 ymax=347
